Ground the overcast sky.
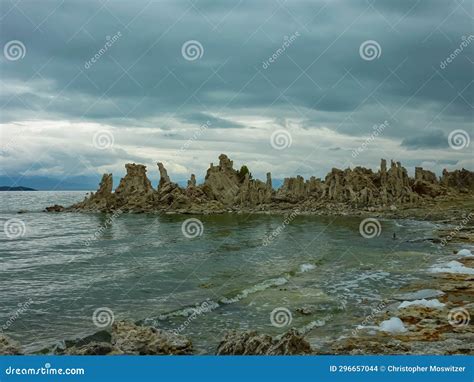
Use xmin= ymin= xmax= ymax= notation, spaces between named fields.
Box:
xmin=0 ymin=0 xmax=472 ymax=187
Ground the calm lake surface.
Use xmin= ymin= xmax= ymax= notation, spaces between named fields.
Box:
xmin=0 ymin=191 xmax=445 ymax=353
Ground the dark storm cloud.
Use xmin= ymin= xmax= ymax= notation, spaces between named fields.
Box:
xmin=401 ymin=129 xmax=448 ymax=149
xmin=1 ymin=0 xmax=472 ymax=125
xmin=179 ymin=112 xmax=246 ymax=129
xmin=0 ymin=0 xmax=472 ymax=181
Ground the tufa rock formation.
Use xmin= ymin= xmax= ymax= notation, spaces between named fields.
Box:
xmin=440 ymin=168 xmax=474 ymax=192
xmin=54 ymin=154 xmax=474 ymax=214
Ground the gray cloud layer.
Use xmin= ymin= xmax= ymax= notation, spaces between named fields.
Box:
xmin=0 ymin=0 xmax=472 ymax=186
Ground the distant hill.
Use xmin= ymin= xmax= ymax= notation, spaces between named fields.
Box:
xmin=0 ymin=186 xmax=37 ymax=191
xmin=0 ymin=175 xmax=102 ymax=191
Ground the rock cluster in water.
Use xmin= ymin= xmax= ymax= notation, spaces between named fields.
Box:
xmin=51 ymin=154 xmax=474 ymax=214
xmin=0 ymin=321 xmax=194 ymax=356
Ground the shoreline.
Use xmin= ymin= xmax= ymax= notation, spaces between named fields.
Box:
xmin=45 ymin=195 xmax=473 ymax=225
xmin=330 ymin=256 xmax=473 ymax=355
xmin=2 ymin=212 xmax=472 ymax=355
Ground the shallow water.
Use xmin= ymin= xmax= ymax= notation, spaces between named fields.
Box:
xmin=0 ymin=191 xmax=445 ymax=353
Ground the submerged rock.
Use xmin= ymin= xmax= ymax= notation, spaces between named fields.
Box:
xmin=45 ymin=204 xmax=65 ymax=212
xmin=216 ymin=329 xmax=312 ymax=355
xmin=0 ymin=334 xmax=22 ymax=355
xmin=57 ymin=321 xmax=192 ymax=355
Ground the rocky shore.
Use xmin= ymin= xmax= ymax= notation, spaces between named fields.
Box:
xmin=46 ymin=154 xmax=474 ymax=216
xmin=2 ymin=154 xmax=468 ymax=355
xmin=2 ymin=244 xmax=472 ymax=356
xmin=330 ymin=254 xmax=473 ymax=355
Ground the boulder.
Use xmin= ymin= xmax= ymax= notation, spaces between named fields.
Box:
xmin=111 ymin=321 xmax=192 ymax=355
xmin=45 ymin=204 xmax=65 ymax=212
xmin=216 ymin=329 xmax=312 ymax=355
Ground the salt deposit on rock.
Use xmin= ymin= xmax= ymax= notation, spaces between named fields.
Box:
xmin=457 ymin=249 xmax=473 ymax=257
xmin=398 ymin=299 xmax=445 ymax=309
xmin=378 ymin=317 xmax=407 ymax=333
xmin=394 ymin=289 xmax=445 ymax=301
xmin=216 ymin=329 xmax=312 ymax=355
xmin=429 ymin=260 xmax=474 ymax=275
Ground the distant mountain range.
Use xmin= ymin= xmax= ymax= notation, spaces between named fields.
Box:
xmin=0 ymin=175 xmax=285 ymax=191
xmin=0 ymin=175 xmax=102 ymax=191
xmin=0 ymin=186 xmax=37 ymax=191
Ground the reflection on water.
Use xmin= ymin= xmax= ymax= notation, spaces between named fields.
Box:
xmin=0 ymin=191 xmax=443 ymax=353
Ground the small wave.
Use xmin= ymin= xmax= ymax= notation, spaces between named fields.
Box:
xmin=157 ymin=300 xmax=220 ymax=320
xmin=220 ymin=277 xmax=288 ymax=304
xmin=149 ymin=275 xmax=290 ymax=322
xmin=295 ymin=318 xmax=327 ymax=336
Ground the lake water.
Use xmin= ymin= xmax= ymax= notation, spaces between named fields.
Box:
xmin=0 ymin=191 xmax=445 ymax=353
